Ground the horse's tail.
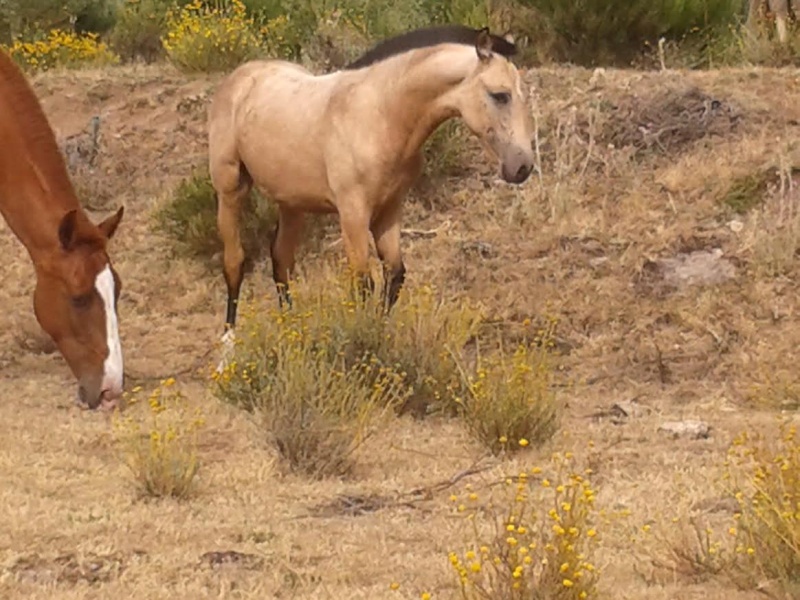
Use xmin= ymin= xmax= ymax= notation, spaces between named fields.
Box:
xmin=208 ymin=64 xmax=261 ymax=195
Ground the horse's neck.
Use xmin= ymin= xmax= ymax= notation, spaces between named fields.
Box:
xmin=372 ymin=45 xmax=478 ymax=158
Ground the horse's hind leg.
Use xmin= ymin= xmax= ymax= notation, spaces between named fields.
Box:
xmin=270 ymin=206 xmax=305 ymax=308
xmin=213 ymin=161 xmax=252 ymax=332
xmin=371 ymin=202 xmax=406 ymax=311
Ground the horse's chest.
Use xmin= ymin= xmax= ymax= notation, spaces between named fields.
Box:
xmin=371 ymin=154 xmax=423 ymax=202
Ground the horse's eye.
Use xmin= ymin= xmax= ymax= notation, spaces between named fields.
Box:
xmin=490 ymin=92 xmax=511 ymax=106
xmin=71 ymin=294 xmax=93 ymax=310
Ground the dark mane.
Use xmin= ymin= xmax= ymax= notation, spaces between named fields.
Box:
xmin=345 ymin=25 xmax=517 ymax=70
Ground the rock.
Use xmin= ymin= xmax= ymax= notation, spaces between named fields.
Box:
xmin=657 ymin=420 xmax=712 ymax=440
xmin=639 ymin=248 xmax=736 ymax=295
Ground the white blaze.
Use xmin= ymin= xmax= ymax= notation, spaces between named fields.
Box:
xmin=95 ymin=265 xmax=123 ymax=394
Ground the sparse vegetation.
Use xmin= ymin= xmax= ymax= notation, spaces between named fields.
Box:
xmin=112 ymin=379 xmax=205 ymax=499
xmin=642 ymin=421 xmax=800 ymax=598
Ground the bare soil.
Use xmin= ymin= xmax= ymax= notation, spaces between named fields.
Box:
xmin=0 ymin=62 xmax=798 ymax=599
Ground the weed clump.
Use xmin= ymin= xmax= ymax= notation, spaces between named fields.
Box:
xmin=455 ymin=319 xmax=561 ymax=456
xmin=113 ymin=379 xmax=204 ymax=499
xmin=447 ymin=452 xmax=601 ymax=599
xmin=720 ymin=170 xmax=770 ymax=215
xmin=746 ymin=163 xmax=800 ymax=277
xmin=645 ymin=421 xmax=800 ymax=597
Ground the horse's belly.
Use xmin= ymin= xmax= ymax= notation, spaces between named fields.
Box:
xmin=270 ymin=191 xmax=337 ymax=214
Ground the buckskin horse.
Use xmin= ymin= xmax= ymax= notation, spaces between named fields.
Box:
xmin=209 ymin=25 xmax=534 ymax=357
xmin=0 ymin=49 xmax=125 ymax=410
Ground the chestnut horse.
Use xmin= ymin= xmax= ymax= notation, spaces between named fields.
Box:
xmin=0 ymin=49 xmax=125 ymax=410
xmin=209 ymin=25 xmax=534 ymax=357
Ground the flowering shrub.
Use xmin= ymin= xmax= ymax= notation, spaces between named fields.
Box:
xmin=113 ymin=378 xmax=205 ymax=499
xmin=212 ymin=296 xmax=410 ymax=478
xmin=726 ymin=421 xmax=800 ymax=595
xmin=162 ymin=0 xmax=262 ymax=73
xmin=645 ymin=420 xmax=800 ymax=597
xmin=448 ymin=452 xmax=601 ymax=599
xmin=3 ymin=29 xmax=119 ymax=72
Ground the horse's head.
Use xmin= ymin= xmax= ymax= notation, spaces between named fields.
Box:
xmin=453 ymin=29 xmax=534 ymax=184
xmin=34 ymin=206 xmax=125 ymax=410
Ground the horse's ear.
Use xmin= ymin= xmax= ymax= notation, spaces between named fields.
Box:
xmin=97 ymin=205 xmax=124 ymax=241
xmin=476 ymin=27 xmax=493 ymax=62
xmin=58 ymin=209 xmax=80 ymax=251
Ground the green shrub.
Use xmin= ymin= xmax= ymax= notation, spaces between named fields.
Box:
xmin=153 ymin=167 xmax=278 ymax=264
xmin=515 ymin=0 xmax=744 ymax=66
xmin=109 ymin=0 xmax=173 ymax=63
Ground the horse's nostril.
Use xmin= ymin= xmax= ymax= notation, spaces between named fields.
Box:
xmin=516 ymin=164 xmax=532 ymax=180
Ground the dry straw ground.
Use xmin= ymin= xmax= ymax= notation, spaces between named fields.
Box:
xmin=0 ymin=61 xmax=798 ymax=599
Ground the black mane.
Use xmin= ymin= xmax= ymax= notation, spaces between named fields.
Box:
xmin=345 ymin=25 xmax=517 ymax=71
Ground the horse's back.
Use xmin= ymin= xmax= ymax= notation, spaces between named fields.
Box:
xmin=209 ymin=58 xmax=342 ymax=204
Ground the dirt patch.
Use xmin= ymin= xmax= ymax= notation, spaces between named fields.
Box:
xmin=6 ymin=550 xmax=144 ymax=585
xmin=198 ymin=550 xmax=265 ymax=571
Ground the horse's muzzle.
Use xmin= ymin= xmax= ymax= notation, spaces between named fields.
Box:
xmin=76 ymin=383 xmax=121 ymax=411
xmin=502 ymin=161 xmax=533 ymax=184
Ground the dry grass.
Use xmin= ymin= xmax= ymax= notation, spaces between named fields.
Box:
xmin=0 ymin=62 xmax=799 ymax=599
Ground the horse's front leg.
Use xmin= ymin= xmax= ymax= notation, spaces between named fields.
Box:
xmin=371 ymin=202 xmax=406 ymax=312
xmin=338 ymin=205 xmax=375 ymax=302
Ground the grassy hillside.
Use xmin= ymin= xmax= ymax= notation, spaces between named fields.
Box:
xmin=0 ymin=56 xmax=797 ymax=598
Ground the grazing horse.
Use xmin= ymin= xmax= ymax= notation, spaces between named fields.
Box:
xmin=209 ymin=25 xmax=534 ymax=349
xmin=0 ymin=49 xmax=125 ymax=410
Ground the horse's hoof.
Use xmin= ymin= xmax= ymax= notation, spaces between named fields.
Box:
xmin=215 ymin=329 xmax=237 ymax=375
